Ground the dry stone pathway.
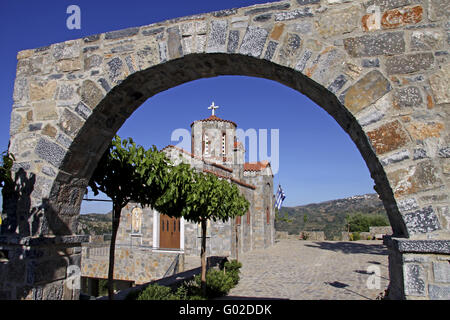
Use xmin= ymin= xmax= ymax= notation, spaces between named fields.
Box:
xmin=224 ymin=239 xmax=390 ymax=300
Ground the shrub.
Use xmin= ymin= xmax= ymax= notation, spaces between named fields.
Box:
xmin=223 ymin=260 xmax=242 ymax=286
xmin=204 ymin=269 xmax=235 ymax=298
xmin=137 ymin=284 xmax=178 ymax=300
xmin=174 ymin=281 xmax=205 ymax=300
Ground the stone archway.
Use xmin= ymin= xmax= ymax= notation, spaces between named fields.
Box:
xmin=1 ymin=0 xmax=449 ymax=300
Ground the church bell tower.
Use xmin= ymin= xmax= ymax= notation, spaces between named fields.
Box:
xmin=191 ymin=102 xmax=237 ymax=164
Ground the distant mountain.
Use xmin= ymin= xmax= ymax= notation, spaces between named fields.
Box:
xmin=77 ymin=212 xmax=112 ymax=235
xmin=275 ymin=193 xmax=388 ymax=240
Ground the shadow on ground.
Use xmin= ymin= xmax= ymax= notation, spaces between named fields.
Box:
xmin=304 ymin=241 xmax=388 ymax=255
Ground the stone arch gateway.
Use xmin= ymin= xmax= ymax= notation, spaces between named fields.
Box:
xmin=1 ymin=0 xmax=449 ymax=300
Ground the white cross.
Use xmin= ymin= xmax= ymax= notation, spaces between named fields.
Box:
xmin=208 ymin=102 xmax=219 ymax=116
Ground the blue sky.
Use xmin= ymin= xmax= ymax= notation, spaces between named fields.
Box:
xmin=0 ymin=1 xmax=376 ymax=214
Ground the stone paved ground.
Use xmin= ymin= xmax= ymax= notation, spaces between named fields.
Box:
xmin=222 ymin=239 xmax=390 ymax=300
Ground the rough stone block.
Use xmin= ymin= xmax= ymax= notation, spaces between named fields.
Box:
xmin=58 ymin=108 xmax=84 ymax=138
xmin=13 ymin=78 xmax=28 ymax=102
xmin=381 ymin=5 xmax=423 ymax=29
xmin=344 ymin=32 xmax=405 ymax=57
xmin=385 ymin=53 xmax=434 ymax=75
xmin=206 ymin=20 xmax=228 ymax=53
xmin=29 ymin=81 xmax=57 ymax=101
xmin=239 ymin=26 xmax=268 ymax=58
xmin=33 ymin=101 xmax=58 ymax=121
xmin=410 ymin=31 xmax=444 ymax=51
xmin=397 ymin=197 xmax=419 ymax=213
xmin=274 ymin=8 xmax=313 ymax=21
xmin=428 ymin=0 xmax=450 ymax=22
xmin=263 ymin=41 xmax=278 ymax=61
xmin=433 ymin=261 xmax=450 ymax=283
xmin=227 ymin=30 xmax=240 ymax=53
xmin=106 ymin=57 xmax=124 ymax=83
xmin=342 ymin=70 xmax=391 ymax=114
xmin=81 ymin=79 xmax=104 ymax=109
xmin=380 ymin=149 xmax=410 ymax=166
xmin=53 ymin=41 xmax=80 ymax=61
xmin=317 ymin=5 xmax=360 ymax=38
xmin=105 ymin=27 xmax=139 ymax=40
xmin=367 ymin=120 xmax=410 ymax=155
xmin=35 ymin=137 xmax=66 ymax=168
xmin=393 ymin=86 xmax=422 ymax=108
xmin=403 ymin=206 xmax=440 ymax=234
xmin=406 ymin=121 xmax=444 ymax=140
xmin=404 ymin=263 xmax=426 ymax=296
xmin=428 ymin=284 xmax=450 ymax=300
xmin=429 ymin=64 xmax=450 ymax=105
xmin=388 ymin=160 xmax=442 ymax=197
xmin=84 ymin=54 xmax=103 ymax=71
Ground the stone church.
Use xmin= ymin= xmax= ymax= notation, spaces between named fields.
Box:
xmin=117 ymin=103 xmax=275 ymax=256
xmin=81 ymin=104 xmax=275 ymax=289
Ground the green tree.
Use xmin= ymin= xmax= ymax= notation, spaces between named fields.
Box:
xmin=88 ymin=136 xmax=172 ymax=300
xmin=346 ymin=212 xmax=389 ymax=233
xmin=159 ymin=171 xmax=249 ymax=297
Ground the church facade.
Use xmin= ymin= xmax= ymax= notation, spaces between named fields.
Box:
xmin=116 ymin=105 xmax=275 ymax=258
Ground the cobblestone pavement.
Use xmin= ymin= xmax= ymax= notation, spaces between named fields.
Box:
xmin=223 ymin=239 xmax=390 ymax=300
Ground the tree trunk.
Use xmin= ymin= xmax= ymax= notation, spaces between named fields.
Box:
xmin=200 ymin=218 xmax=207 ymax=297
xmin=235 ymin=222 xmax=239 ymax=262
xmin=108 ymin=203 xmax=121 ymax=300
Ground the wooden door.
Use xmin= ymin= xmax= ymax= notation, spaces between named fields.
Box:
xmin=159 ymin=214 xmax=180 ymax=249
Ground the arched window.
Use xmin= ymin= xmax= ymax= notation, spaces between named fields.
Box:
xmin=266 ymin=207 xmax=270 ymax=225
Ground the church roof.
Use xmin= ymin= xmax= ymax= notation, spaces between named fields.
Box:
xmin=243 ymin=161 xmax=270 ymax=172
xmin=190 ymin=115 xmax=237 ymax=127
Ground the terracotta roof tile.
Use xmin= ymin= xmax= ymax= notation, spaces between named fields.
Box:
xmin=243 ymin=161 xmax=270 ymax=172
xmin=190 ymin=115 xmax=237 ymax=127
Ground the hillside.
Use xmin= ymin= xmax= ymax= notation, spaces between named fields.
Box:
xmin=275 ymin=193 xmax=389 ymax=240
xmin=77 ymin=212 xmax=112 ymax=235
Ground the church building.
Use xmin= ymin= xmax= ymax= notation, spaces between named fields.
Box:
xmin=81 ymin=103 xmax=275 ymax=289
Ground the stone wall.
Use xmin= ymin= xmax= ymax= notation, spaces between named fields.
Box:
xmin=300 ymin=231 xmax=326 ymax=241
xmin=81 ymin=243 xmax=183 ymax=284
